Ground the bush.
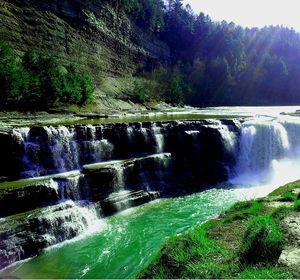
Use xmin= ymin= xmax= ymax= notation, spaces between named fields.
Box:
xmin=0 ymin=41 xmax=94 ymax=110
xmin=133 ymin=80 xmax=147 ymax=103
xmin=239 ymin=215 xmax=284 ymax=264
xmin=0 ymin=41 xmax=23 ymax=108
xmin=294 ymin=200 xmax=300 ymax=211
xmin=278 ymin=192 xmax=296 ymax=202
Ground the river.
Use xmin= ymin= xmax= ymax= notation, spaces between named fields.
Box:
xmin=1 ymin=106 xmax=300 ymax=278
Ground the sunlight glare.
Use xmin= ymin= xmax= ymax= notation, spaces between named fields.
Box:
xmin=183 ymin=0 xmax=300 ymax=31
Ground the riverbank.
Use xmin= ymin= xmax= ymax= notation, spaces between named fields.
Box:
xmin=140 ymin=181 xmax=300 ymax=279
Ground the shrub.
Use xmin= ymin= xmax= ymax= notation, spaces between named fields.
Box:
xmin=0 ymin=41 xmax=23 ymax=108
xmin=294 ymin=200 xmax=300 ymax=212
xmin=0 ymin=41 xmax=94 ymax=110
xmin=239 ymin=215 xmax=284 ymax=264
xmin=133 ymin=80 xmax=147 ymax=103
xmin=278 ymin=192 xmax=296 ymax=202
xmin=271 ymin=206 xmax=293 ymax=221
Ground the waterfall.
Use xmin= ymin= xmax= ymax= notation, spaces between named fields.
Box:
xmin=57 ymin=174 xmax=89 ymax=201
xmin=207 ymin=120 xmax=237 ymax=153
xmin=82 ymin=125 xmax=114 ymax=163
xmin=231 ymin=118 xmax=300 ymax=186
xmin=12 ymin=127 xmax=42 ymax=178
xmin=151 ymin=124 xmax=165 ymax=153
xmin=44 ymin=126 xmax=80 ymax=173
xmin=127 ymin=126 xmax=134 ymax=143
xmin=111 ymin=164 xmax=132 ymax=210
xmin=37 ymin=200 xmax=106 ymax=245
xmin=114 ymin=164 xmax=125 ymax=191
xmin=13 ymin=125 xmax=114 ymax=178
xmin=106 ymin=190 xmax=132 ymax=212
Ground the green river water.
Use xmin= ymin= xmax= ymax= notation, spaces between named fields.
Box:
xmin=3 ymin=106 xmax=300 ymax=279
xmin=3 ymin=184 xmax=276 ymax=279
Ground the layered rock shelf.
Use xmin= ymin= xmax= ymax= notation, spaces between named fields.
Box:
xmin=0 ymin=119 xmax=240 ymax=269
xmin=2 ymin=116 xmax=300 ymax=270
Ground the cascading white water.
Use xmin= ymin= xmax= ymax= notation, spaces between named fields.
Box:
xmin=141 ymin=125 xmax=150 ymax=143
xmin=38 ymin=200 xmax=107 ymax=245
xmin=107 ymin=190 xmax=132 ymax=212
xmin=112 ymin=164 xmax=131 ymax=210
xmin=207 ymin=120 xmax=238 ymax=153
xmin=58 ymin=175 xmax=84 ymax=201
xmin=127 ymin=126 xmax=134 ymax=143
xmin=114 ymin=163 xmax=125 ymax=191
xmin=231 ymin=117 xmax=300 ymax=186
xmin=151 ymin=124 xmax=165 ymax=153
xmin=82 ymin=125 xmax=114 ymax=163
xmin=13 ymin=125 xmax=114 ymax=178
xmin=12 ymin=127 xmax=41 ymax=178
xmin=44 ymin=126 xmax=80 ymax=173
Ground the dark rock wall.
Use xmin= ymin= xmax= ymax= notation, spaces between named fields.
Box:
xmin=0 ymin=120 xmax=240 ymax=186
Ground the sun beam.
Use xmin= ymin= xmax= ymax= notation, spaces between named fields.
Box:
xmin=183 ymin=0 xmax=300 ymax=31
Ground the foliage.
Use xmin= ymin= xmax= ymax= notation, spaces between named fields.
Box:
xmin=236 ymin=266 xmax=295 ymax=279
xmin=0 ymin=42 xmax=93 ymax=110
xmin=268 ymin=181 xmax=300 ymax=197
xmin=278 ymin=191 xmax=297 ymax=202
xmin=239 ymin=215 xmax=284 ymax=264
xmin=140 ymin=227 xmax=237 ymax=279
xmin=0 ymin=41 xmax=23 ymax=108
xmin=109 ymin=0 xmax=300 ymax=106
xmin=223 ymin=200 xmax=262 ymax=223
xmin=132 ymin=80 xmax=147 ymax=103
xmin=294 ymin=200 xmax=300 ymax=211
xmin=105 ymin=0 xmax=165 ymax=32
xmin=140 ymin=181 xmax=300 ymax=279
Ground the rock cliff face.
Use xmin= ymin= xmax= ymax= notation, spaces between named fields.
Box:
xmin=0 ymin=0 xmax=170 ymax=106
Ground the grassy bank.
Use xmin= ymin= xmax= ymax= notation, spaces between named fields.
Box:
xmin=139 ymin=181 xmax=300 ymax=279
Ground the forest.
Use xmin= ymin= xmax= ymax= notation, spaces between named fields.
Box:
xmin=1 ymin=0 xmax=300 ymax=109
xmin=120 ymin=0 xmax=300 ymax=106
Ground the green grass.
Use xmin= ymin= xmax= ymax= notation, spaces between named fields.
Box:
xmin=268 ymin=180 xmax=300 ymax=197
xmin=239 ymin=215 xmax=284 ymax=264
xmin=271 ymin=206 xmax=293 ymax=221
xmin=223 ymin=200 xmax=263 ymax=223
xmin=140 ymin=181 xmax=300 ymax=279
xmin=277 ymin=192 xmax=297 ymax=202
xmin=236 ymin=265 xmax=295 ymax=279
xmin=139 ymin=228 xmax=238 ymax=279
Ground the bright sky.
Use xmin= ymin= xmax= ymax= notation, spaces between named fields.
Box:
xmin=182 ymin=0 xmax=300 ymax=31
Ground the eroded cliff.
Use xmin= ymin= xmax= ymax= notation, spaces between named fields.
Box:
xmin=0 ymin=0 xmax=170 ymax=111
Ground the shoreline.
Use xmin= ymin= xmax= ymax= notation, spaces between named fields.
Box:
xmin=139 ymin=181 xmax=300 ymax=279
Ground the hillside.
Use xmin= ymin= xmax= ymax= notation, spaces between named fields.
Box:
xmin=2 ymin=0 xmax=300 ymax=111
xmin=0 ymin=0 xmax=170 ymax=112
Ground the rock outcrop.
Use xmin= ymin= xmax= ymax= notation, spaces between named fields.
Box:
xmin=0 ymin=0 xmax=170 ymax=106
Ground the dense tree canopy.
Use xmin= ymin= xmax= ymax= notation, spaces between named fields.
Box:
xmin=0 ymin=42 xmax=93 ymax=110
xmin=2 ymin=0 xmax=300 ymax=108
xmin=120 ymin=0 xmax=300 ymax=105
